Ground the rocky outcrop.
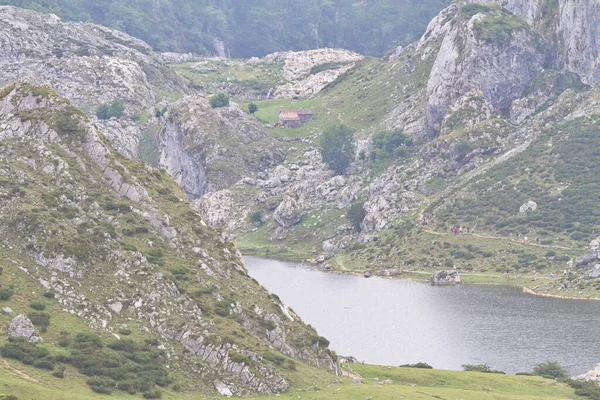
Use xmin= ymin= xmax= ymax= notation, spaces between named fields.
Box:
xmin=264 ymin=49 xmax=363 ymax=98
xmin=430 ymin=270 xmax=461 ymax=285
xmin=519 ymin=200 xmax=538 ymax=213
xmin=426 ymin=4 xmax=545 ymax=132
xmin=158 ymin=96 xmax=285 ymax=198
xmin=482 ymin=0 xmax=600 ymax=88
xmin=8 ymin=315 xmax=43 ymax=342
xmin=0 ymin=6 xmax=189 ymax=158
xmin=575 ymin=363 xmax=600 ymax=382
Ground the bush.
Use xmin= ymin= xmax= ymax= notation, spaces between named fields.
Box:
xmin=28 ymin=312 xmax=50 ymax=330
xmin=209 ymin=93 xmax=230 ymax=108
xmin=0 ymin=288 xmax=14 ymax=301
xmin=263 ymin=351 xmax=285 ymax=365
xmin=319 ymin=124 xmax=355 ymax=175
xmin=400 ymin=362 xmax=433 ymax=369
xmin=346 ymin=201 xmax=366 ymax=232
xmin=52 ymin=370 xmax=65 ymax=378
xmin=249 ymin=210 xmax=263 ymax=226
xmin=215 ymin=301 xmax=231 ymax=317
xmin=567 ymin=379 xmax=600 ymax=399
xmin=87 ymin=377 xmax=115 ymax=394
xmin=118 ymin=328 xmax=132 ymax=336
xmin=33 ymin=358 xmax=55 ymax=370
xmin=43 ymin=291 xmax=55 ymax=299
xmin=30 ymin=302 xmax=46 ymax=311
xmin=73 ymin=332 xmax=103 ymax=349
xmin=143 ymin=389 xmax=162 ymax=399
xmin=372 ymin=129 xmax=412 ymax=160
xmin=455 ymin=141 xmax=472 ymax=161
xmin=95 ymin=98 xmax=125 ymax=120
xmin=533 ymin=361 xmax=569 ymax=379
xmin=248 ymin=103 xmax=258 ymax=114
xmin=462 ymin=364 xmax=504 ymax=374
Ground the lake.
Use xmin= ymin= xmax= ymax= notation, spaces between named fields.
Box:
xmin=244 ymin=256 xmax=600 ymax=375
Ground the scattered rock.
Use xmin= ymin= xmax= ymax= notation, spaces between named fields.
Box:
xmin=363 ymin=271 xmax=373 ymax=278
xmin=2 ymin=306 xmax=13 ymax=315
xmin=214 ymin=380 xmax=233 ymax=397
xmin=430 ymin=270 xmax=461 ymax=286
xmin=519 ymin=200 xmax=538 ymax=213
xmin=575 ymin=363 xmax=600 ymax=382
xmin=581 ymin=265 xmax=600 ymax=280
xmin=8 ymin=315 xmax=43 ymax=342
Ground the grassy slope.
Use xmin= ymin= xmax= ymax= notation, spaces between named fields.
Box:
xmin=0 ymin=361 xmax=580 ymax=400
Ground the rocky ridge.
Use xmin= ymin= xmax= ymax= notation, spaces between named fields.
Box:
xmin=0 ymin=83 xmax=338 ymax=395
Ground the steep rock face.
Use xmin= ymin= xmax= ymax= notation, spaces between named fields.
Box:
xmin=0 ymin=6 xmax=189 ymax=157
xmin=158 ymin=97 xmax=285 ymax=198
xmin=426 ymin=4 xmax=545 ymax=132
xmin=0 ymin=83 xmax=338 ymax=395
xmin=482 ymin=0 xmax=600 ymax=87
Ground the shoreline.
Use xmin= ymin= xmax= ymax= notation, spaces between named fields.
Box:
xmin=242 ymin=252 xmax=600 ymax=301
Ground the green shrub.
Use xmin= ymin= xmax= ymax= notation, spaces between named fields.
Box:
xmin=249 ymin=210 xmax=263 ymax=226
xmin=28 ymin=312 xmax=50 ymax=330
xmin=263 ymin=351 xmax=285 ymax=365
xmin=87 ymin=377 xmax=115 ymax=394
xmin=30 ymin=302 xmax=46 ymax=311
xmin=248 ymin=103 xmax=258 ymax=114
xmin=209 ymin=93 xmax=230 ymax=108
xmin=0 ymin=288 xmax=14 ymax=301
xmin=371 ymin=129 xmax=412 ymax=160
xmin=43 ymin=291 xmax=55 ymax=299
xmin=567 ymin=379 xmax=600 ymax=399
xmin=96 ymin=98 xmax=125 ymax=120
xmin=462 ymin=364 xmax=504 ymax=373
xmin=346 ymin=201 xmax=366 ymax=232
xmin=459 ymin=4 xmax=492 ymax=18
xmin=320 ymin=124 xmax=355 ymax=175
xmin=118 ymin=328 xmax=132 ymax=336
xmin=229 ymin=351 xmax=251 ymax=365
xmin=52 ymin=370 xmax=65 ymax=378
xmin=143 ymin=389 xmax=162 ymax=399
xmin=215 ymin=301 xmax=231 ymax=317
xmin=400 ymin=362 xmax=433 ymax=369
xmin=33 ymin=358 xmax=55 ymax=370
xmin=532 ymin=361 xmax=569 ymax=379
xmin=73 ymin=332 xmax=103 ymax=349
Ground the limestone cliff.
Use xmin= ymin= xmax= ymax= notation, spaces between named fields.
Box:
xmin=158 ymin=96 xmax=285 ymax=199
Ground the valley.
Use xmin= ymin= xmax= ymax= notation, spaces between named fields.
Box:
xmin=2 ymin=0 xmax=600 ymax=398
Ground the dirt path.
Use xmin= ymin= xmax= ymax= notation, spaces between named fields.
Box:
xmin=420 ymin=227 xmax=574 ymax=251
xmin=0 ymin=359 xmax=39 ymax=382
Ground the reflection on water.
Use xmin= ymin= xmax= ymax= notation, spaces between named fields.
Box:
xmin=244 ymin=256 xmax=600 ymax=375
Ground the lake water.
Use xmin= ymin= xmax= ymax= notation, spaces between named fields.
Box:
xmin=244 ymin=256 xmax=600 ymax=375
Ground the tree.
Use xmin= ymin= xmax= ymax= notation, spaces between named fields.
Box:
xmin=209 ymin=93 xmax=230 ymax=108
xmin=248 ymin=102 xmax=258 ymax=114
xmin=533 ymin=361 xmax=569 ymax=379
xmin=319 ymin=124 xmax=355 ymax=175
xmin=95 ymin=98 xmax=125 ymax=120
xmin=346 ymin=201 xmax=366 ymax=232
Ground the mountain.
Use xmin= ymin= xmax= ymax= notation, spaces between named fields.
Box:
xmin=0 ymin=82 xmax=337 ymax=397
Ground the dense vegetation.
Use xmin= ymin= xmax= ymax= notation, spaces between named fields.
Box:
xmin=0 ymin=0 xmax=452 ymax=57
xmin=319 ymin=124 xmax=355 ymax=175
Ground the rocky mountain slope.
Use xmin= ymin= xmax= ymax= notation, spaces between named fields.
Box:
xmin=188 ymin=0 xmax=600 ymax=298
xmin=0 ymin=83 xmax=337 ymax=397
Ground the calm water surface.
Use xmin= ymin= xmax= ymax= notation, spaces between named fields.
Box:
xmin=244 ymin=256 xmax=600 ymax=375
